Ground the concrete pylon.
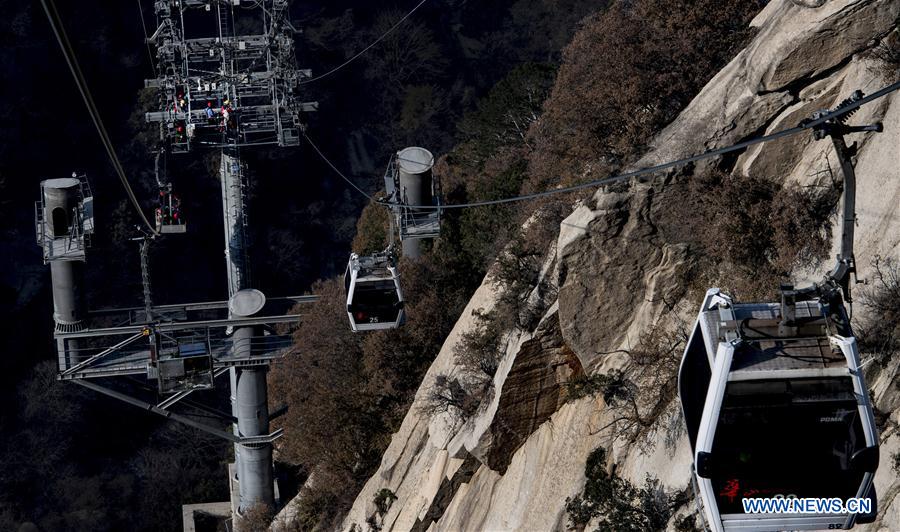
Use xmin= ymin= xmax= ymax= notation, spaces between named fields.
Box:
xmin=396 ymin=147 xmax=434 ymax=259
xmin=39 ymin=177 xmax=90 ymax=368
xmin=220 ymin=152 xmax=275 ymax=524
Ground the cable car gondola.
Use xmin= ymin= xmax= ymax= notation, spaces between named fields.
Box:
xmin=155 ymin=182 xmax=186 ymax=234
xmin=152 ymin=153 xmax=186 ymax=234
xmin=344 ymin=250 xmax=405 ymax=332
xmin=678 ymin=93 xmax=882 ymax=532
xmin=679 ymin=288 xmax=878 ymax=531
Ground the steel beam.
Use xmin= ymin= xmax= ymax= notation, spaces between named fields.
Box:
xmin=73 ymin=380 xmax=284 ymax=445
xmin=59 ymin=332 xmax=145 ymax=376
xmin=55 ymin=314 xmax=300 ymax=339
xmin=74 ymin=379 xmax=240 ymax=443
xmin=88 ymin=295 xmax=318 ymax=316
xmin=157 ymin=367 xmax=230 ymax=409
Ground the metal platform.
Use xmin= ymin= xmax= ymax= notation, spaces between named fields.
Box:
xmin=144 ymin=0 xmax=316 ymax=152
xmin=88 ymin=295 xmax=315 ymax=325
xmin=59 ymin=331 xmax=294 ymax=380
xmin=56 ymin=295 xmax=317 ymax=380
xmin=39 ymin=233 xmax=88 ymax=262
xmin=398 ymin=209 xmax=441 ymax=240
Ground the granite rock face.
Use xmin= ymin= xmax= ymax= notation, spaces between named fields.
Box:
xmin=557 ymin=186 xmax=691 ymax=373
xmin=485 ymin=313 xmax=582 ymax=474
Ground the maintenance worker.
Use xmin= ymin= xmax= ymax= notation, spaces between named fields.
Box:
xmin=171 ymin=194 xmax=182 ymax=224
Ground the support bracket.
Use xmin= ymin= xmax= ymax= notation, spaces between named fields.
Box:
xmin=807 ymin=90 xmax=883 ymax=303
xmin=74 ymin=379 xmax=283 ymax=445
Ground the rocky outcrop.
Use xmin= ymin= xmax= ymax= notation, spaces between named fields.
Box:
xmin=557 ymin=187 xmax=691 ymax=372
xmin=640 ymin=0 xmax=899 ymax=167
xmin=276 ymin=1 xmax=900 ymax=530
xmin=408 ymin=454 xmax=481 ymax=532
xmin=758 ymin=0 xmax=897 ymax=91
xmin=485 ymin=313 xmax=582 ymax=473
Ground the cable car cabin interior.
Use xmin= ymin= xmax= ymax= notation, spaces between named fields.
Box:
xmin=344 ymin=253 xmax=405 ymax=332
xmin=712 ymin=378 xmax=866 ymax=509
xmin=679 ymin=288 xmax=878 ymax=532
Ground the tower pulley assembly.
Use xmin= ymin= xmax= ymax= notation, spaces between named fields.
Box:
xmin=384 ymin=146 xmax=442 ymax=243
xmin=143 ymin=0 xmax=317 ymax=153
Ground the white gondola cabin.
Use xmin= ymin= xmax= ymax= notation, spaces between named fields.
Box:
xmin=344 ymin=252 xmax=405 ymax=332
xmin=678 ymin=90 xmax=885 ymax=532
xmin=678 ymin=288 xmax=878 ymax=531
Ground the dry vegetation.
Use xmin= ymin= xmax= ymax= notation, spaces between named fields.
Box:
xmin=683 ymin=171 xmax=842 ymax=300
xmin=526 ymin=0 xmax=764 ymax=192
xmin=564 ymin=310 xmax=688 ymax=450
xmin=240 ymin=503 xmax=276 ymax=532
xmin=858 ymin=257 xmax=900 ymax=368
xmin=870 ymin=26 xmax=900 ymax=82
xmin=565 ymin=446 xmax=691 ymax=532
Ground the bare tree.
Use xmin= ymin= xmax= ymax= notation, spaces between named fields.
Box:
xmin=420 ymin=374 xmax=487 ymax=421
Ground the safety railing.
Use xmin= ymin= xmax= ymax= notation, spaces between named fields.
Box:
xmin=384 ymin=154 xmax=443 ymax=241
xmin=57 ymin=330 xmax=295 ymax=379
xmin=398 ymin=207 xmax=441 ymax=240
xmin=34 ymin=201 xmax=88 ymax=263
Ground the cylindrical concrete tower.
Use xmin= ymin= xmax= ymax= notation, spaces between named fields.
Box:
xmin=39 ymin=177 xmax=89 ymax=367
xmin=49 ymin=260 xmax=85 ymax=333
xmin=220 ymin=149 xmax=275 ymax=522
xmin=228 ymin=289 xmax=274 ymax=511
xmin=396 ymin=147 xmax=434 ymax=259
xmin=235 ymin=367 xmax=274 ymax=507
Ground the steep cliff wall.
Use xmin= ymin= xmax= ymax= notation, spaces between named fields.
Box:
xmin=333 ymin=1 xmax=900 ymax=530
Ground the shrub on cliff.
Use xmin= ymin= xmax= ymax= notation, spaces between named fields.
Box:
xmin=527 ymin=0 xmax=765 ymax=191
xmin=858 ymin=257 xmax=900 ymax=367
xmin=566 ymin=447 xmax=682 ymax=531
xmin=870 ymin=27 xmax=900 ymax=82
xmin=421 ymin=374 xmax=485 ymax=420
xmin=564 ymin=319 xmax=686 ymax=447
xmin=686 ymin=171 xmax=840 ymax=299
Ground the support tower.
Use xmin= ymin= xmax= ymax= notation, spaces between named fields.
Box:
xmin=144 ymin=0 xmax=316 ymax=521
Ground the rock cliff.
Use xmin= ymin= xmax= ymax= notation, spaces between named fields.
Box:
xmin=301 ymin=1 xmax=900 ymax=529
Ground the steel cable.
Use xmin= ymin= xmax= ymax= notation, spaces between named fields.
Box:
xmin=40 ymin=0 xmax=159 ymax=235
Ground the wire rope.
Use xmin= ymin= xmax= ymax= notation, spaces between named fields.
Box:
xmin=303 ymin=132 xmax=377 ymax=201
xmin=299 ymin=0 xmax=430 ymax=85
xmin=308 ymin=80 xmax=900 ymax=210
xmin=135 ymin=0 xmax=157 ymax=77
xmin=40 ymin=0 xmax=159 ymax=235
